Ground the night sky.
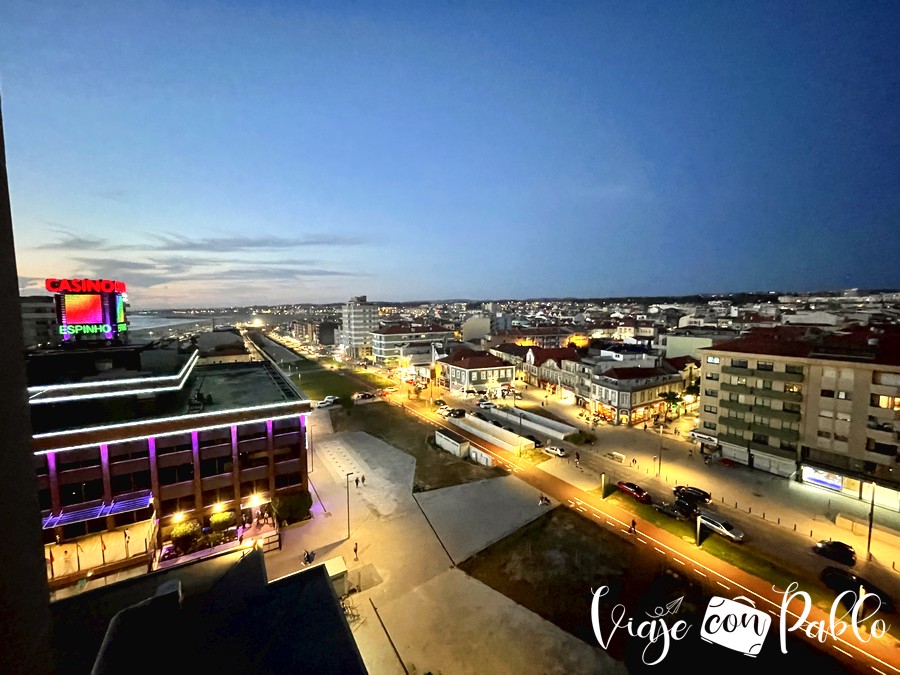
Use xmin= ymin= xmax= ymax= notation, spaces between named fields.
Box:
xmin=2 ymin=1 xmax=898 ymax=308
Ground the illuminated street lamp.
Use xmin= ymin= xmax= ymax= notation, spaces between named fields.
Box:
xmin=345 ymin=472 xmax=354 ymax=540
xmin=657 ymin=426 xmax=663 ymax=477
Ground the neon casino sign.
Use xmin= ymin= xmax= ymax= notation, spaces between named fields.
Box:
xmin=46 ymin=277 xmax=129 ymax=340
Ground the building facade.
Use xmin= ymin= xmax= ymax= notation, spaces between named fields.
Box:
xmin=436 ymin=349 xmax=515 ymax=396
xmin=698 ymin=325 xmax=900 ymax=509
xmin=370 ymin=324 xmax=456 ymax=367
xmin=20 ymin=295 xmax=59 ymax=348
xmin=590 ymin=367 xmax=684 ymax=426
xmin=340 ymin=295 xmax=378 ymax=359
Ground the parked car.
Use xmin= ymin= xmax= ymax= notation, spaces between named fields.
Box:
xmin=316 ymin=399 xmax=335 ymax=408
xmin=616 ymin=481 xmax=652 ymax=504
xmin=383 ymin=386 xmax=398 ymax=393
xmin=490 ymin=420 xmax=502 ymax=427
xmin=820 ymin=566 xmax=895 ymax=613
xmin=673 ymin=486 xmax=712 ymax=504
xmin=674 ymin=497 xmax=701 ymax=518
xmin=813 ymin=540 xmax=857 ymax=566
xmin=699 ymin=513 xmax=744 ymax=543
xmin=478 ymin=400 xmax=495 ymax=409
xmin=449 ymin=408 xmax=465 ymax=418
xmin=473 ymin=412 xmax=487 ymax=421
xmin=543 ymin=446 xmax=566 ymax=457
xmin=323 ymin=395 xmax=340 ymax=403
xmin=525 ymin=435 xmax=543 ymax=448
xmin=438 ymin=406 xmax=451 ymax=418
xmin=434 ymin=399 xmax=447 ymax=407
xmin=352 ymin=391 xmax=374 ymax=400
xmin=653 ymin=501 xmax=689 ymax=521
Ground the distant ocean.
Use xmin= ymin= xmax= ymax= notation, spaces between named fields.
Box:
xmin=127 ymin=316 xmax=212 ymax=332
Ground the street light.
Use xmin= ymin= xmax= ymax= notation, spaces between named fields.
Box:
xmin=345 ymin=472 xmax=354 ymax=540
xmin=867 ymin=481 xmax=876 ymax=560
xmin=657 ymin=426 xmax=663 ymax=477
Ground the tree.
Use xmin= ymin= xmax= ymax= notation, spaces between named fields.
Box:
xmin=660 ymin=391 xmax=683 ymax=420
xmin=684 ymin=383 xmax=700 ymax=398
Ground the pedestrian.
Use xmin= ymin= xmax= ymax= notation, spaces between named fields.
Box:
xmin=63 ymin=549 xmax=73 ymax=574
xmin=688 ymin=448 xmax=693 ymax=459
xmin=353 ymin=542 xmax=358 ymax=561
xmin=575 ymin=451 xmax=580 ymax=463
xmin=630 ymin=519 xmax=637 ymax=534
xmin=361 ymin=475 xmax=366 ymax=486
xmin=632 ymin=458 xmax=637 ymax=467
xmin=355 ymin=476 xmax=359 ymax=488
xmin=643 ymin=423 xmax=647 ymax=431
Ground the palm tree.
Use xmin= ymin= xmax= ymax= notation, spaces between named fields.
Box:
xmin=660 ymin=391 xmax=683 ymax=420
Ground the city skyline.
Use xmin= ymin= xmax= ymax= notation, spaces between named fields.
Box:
xmin=2 ymin=2 xmax=899 ymax=309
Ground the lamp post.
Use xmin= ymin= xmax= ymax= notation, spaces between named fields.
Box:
xmin=345 ymin=472 xmax=354 ymax=540
xmin=657 ymin=426 xmax=663 ymax=477
xmin=867 ymin=481 xmax=876 ymax=560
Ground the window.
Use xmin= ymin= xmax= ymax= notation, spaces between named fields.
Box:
xmin=780 ymin=440 xmax=798 ymax=452
xmin=837 ymin=390 xmax=851 ymax=400
xmin=784 ymin=402 xmax=801 ymax=414
xmin=706 ymin=373 xmax=719 ymax=381
xmin=866 ymin=439 xmax=898 ymax=457
xmin=821 ymin=389 xmax=835 ymax=398
xmin=752 ymin=433 xmax=769 ymax=444
xmin=834 ymin=434 xmax=849 ymax=443
xmin=734 ymin=376 xmax=747 ymax=385
xmin=705 ymin=388 xmax=718 ymax=397
xmin=836 ymin=411 xmax=851 ymax=422
xmin=819 ymin=410 xmax=834 ymax=419
xmin=757 ymin=361 xmax=774 ymax=372
xmin=706 ymin=356 xmax=721 ymax=364
xmin=704 ymin=405 xmax=718 ymax=413
xmin=760 ymin=379 xmax=773 ymax=390
xmin=703 ymin=421 xmax=717 ymax=431
xmin=754 ymin=398 xmax=770 ymax=408
xmin=786 ymin=364 xmax=803 ymax=375
xmin=817 ymin=430 xmax=832 ymax=439
xmin=731 ymin=359 xmax=748 ymax=368
xmin=785 ymin=384 xmax=802 ymax=394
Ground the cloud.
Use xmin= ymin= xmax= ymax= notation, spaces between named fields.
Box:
xmin=132 ymin=233 xmax=366 ymax=252
xmin=36 ymin=233 xmax=108 ymax=250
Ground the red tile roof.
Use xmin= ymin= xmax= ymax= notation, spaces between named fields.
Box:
xmin=438 ymin=350 xmax=507 ymax=370
xmin=664 ymin=356 xmax=700 ymax=371
xmin=702 ymin=325 xmax=900 ymax=366
xmin=527 ymin=347 xmax=580 ymax=367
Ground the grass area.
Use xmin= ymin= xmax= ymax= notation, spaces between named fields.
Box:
xmin=603 ymin=493 xmax=900 ymax=641
xmin=459 ymin=507 xmax=865 ymax=669
xmin=349 ymin=368 xmax=394 ymax=389
xmin=330 ymin=403 xmax=506 ymax=491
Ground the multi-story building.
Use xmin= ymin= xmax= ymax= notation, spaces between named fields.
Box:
xmin=370 ymin=323 xmax=456 ymax=368
xmin=590 ymin=367 xmax=684 ymax=426
xmin=29 ymin=341 xmax=312 ymax=587
xmin=698 ymin=325 xmax=900 ymax=509
xmin=523 ymin=347 xmax=581 ymax=401
xmin=340 ymin=295 xmax=378 ymax=359
xmin=485 ymin=326 xmax=574 ymax=350
xmin=20 ymin=295 xmax=59 ymax=347
xmin=436 ymin=349 xmax=515 ymax=397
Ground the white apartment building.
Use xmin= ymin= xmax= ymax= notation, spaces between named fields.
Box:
xmin=698 ymin=325 xmax=900 ymax=510
xmin=370 ymin=324 xmax=456 ymax=367
xmin=340 ymin=295 xmax=378 ymax=359
xmin=20 ymin=295 xmax=58 ymax=348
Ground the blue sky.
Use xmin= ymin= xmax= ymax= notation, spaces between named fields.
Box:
xmin=2 ymin=1 xmax=898 ymax=308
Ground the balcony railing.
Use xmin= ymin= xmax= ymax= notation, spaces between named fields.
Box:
xmin=720 ymin=366 xmax=803 ymax=383
xmin=748 ymin=422 xmax=799 ymax=442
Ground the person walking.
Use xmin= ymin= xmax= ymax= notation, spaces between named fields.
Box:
xmin=353 ymin=542 xmax=358 ymax=561
xmin=355 ymin=476 xmax=359 ymax=488
xmin=361 ymin=475 xmax=366 ymax=486
xmin=688 ymin=448 xmax=693 ymax=459
xmin=629 ymin=519 xmax=637 ymax=534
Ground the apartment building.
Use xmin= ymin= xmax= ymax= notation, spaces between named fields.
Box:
xmin=340 ymin=295 xmax=378 ymax=359
xmin=698 ymin=325 xmax=900 ymax=509
xmin=20 ymin=295 xmax=59 ymax=347
xmin=590 ymin=367 xmax=684 ymax=426
xmin=436 ymin=349 xmax=514 ymax=396
xmin=370 ymin=323 xmax=456 ymax=367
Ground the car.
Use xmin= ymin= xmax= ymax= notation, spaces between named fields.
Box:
xmin=820 ymin=566 xmax=896 ymax=613
xmin=383 ymin=386 xmax=398 ymax=393
xmin=813 ymin=540 xmax=857 ymax=566
xmin=674 ymin=497 xmax=701 ymax=518
xmin=438 ymin=406 xmax=451 ymax=417
xmin=616 ymin=481 xmax=653 ymax=504
xmin=448 ymin=408 xmax=465 ymax=418
xmin=477 ymin=400 xmax=495 ymax=409
xmin=504 ymin=426 xmax=515 ymax=432
xmin=490 ymin=420 xmax=503 ymax=427
xmin=352 ymin=392 xmax=374 ymax=400
xmin=699 ymin=513 xmax=744 ymax=543
xmin=323 ymin=395 xmax=340 ymax=403
xmin=525 ymin=435 xmax=543 ymax=448
xmin=434 ymin=399 xmax=446 ymax=407
xmin=543 ymin=446 xmax=567 ymax=457
xmin=316 ymin=399 xmax=335 ymax=408
xmin=473 ymin=412 xmax=487 ymax=421
xmin=653 ymin=501 xmax=689 ymax=521
xmin=673 ymin=486 xmax=712 ymax=504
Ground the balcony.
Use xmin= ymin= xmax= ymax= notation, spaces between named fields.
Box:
xmin=719 ymin=382 xmax=803 ymax=402
xmin=719 ymin=416 xmax=750 ymax=430
xmin=717 ymin=432 xmax=747 ymax=447
xmin=721 ymin=382 xmax=754 ymax=396
xmin=748 ymin=422 xmax=799 ymax=442
xmin=722 ymin=366 xmax=753 ymax=377
xmin=719 ymin=399 xmax=752 ymax=413
xmin=751 ymin=407 xmax=801 ymax=423
xmin=756 ymin=370 xmax=804 ymax=383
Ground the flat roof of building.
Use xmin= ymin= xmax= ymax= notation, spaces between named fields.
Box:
xmin=30 ymin=360 xmax=307 ymax=439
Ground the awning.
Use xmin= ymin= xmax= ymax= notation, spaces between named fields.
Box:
xmin=42 ymin=490 xmax=153 ymax=529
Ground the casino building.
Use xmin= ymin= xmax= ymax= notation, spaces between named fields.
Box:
xmin=30 ymin=278 xmax=313 ymax=589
